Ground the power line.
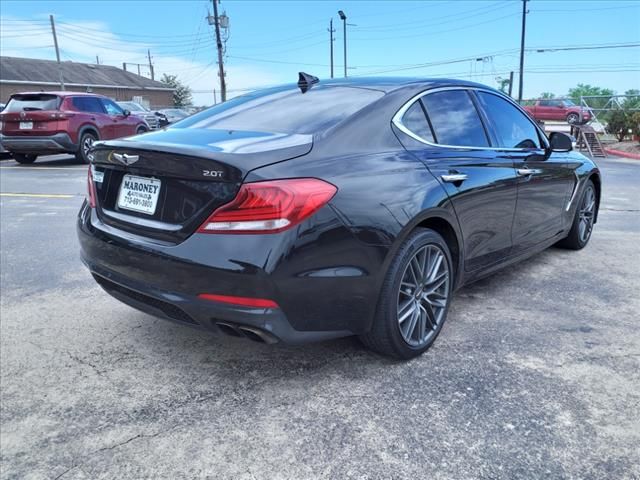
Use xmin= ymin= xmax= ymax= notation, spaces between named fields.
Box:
xmin=351 ymin=12 xmax=521 ymax=42
xmin=355 ymin=1 xmax=512 ymax=32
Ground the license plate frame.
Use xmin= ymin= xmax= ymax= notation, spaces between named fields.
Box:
xmin=116 ymin=174 xmax=161 ymax=215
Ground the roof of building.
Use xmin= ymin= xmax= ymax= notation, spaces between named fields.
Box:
xmin=0 ymin=56 xmax=174 ymax=91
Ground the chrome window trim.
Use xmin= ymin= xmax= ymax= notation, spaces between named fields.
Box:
xmin=392 ymin=85 xmax=549 ymax=152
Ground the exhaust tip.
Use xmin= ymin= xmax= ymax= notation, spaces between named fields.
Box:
xmin=215 ymin=322 xmax=278 ymax=344
xmin=216 ymin=322 xmax=244 ymax=338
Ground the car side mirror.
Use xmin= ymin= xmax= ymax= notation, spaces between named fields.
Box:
xmin=123 ymin=109 xmax=130 ymax=117
xmin=549 ymin=132 xmax=573 ymax=152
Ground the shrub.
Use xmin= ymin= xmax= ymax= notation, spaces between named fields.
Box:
xmin=607 ymin=110 xmax=631 ymax=142
xmin=631 ymin=112 xmax=640 ymax=140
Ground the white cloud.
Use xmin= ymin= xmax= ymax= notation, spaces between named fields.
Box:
xmin=0 ymin=16 xmax=287 ymax=106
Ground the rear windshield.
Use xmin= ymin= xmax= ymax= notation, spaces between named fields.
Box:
xmin=174 ymin=85 xmax=384 ymax=134
xmin=5 ymin=94 xmax=60 ymax=112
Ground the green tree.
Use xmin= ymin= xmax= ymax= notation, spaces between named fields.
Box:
xmin=497 ymin=77 xmax=511 ymax=94
xmin=540 ymin=92 xmax=555 ymax=99
xmin=160 ymin=73 xmax=193 ymax=107
xmin=567 ymin=84 xmax=614 ymax=110
xmin=622 ymin=89 xmax=640 ymax=110
xmin=606 ymin=110 xmax=631 ymax=142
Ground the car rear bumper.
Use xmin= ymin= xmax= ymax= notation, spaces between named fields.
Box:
xmin=0 ymin=132 xmax=76 ymax=153
xmin=77 ymin=202 xmax=378 ymax=344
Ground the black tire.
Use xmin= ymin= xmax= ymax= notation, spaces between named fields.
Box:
xmin=136 ymin=126 xmax=148 ymax=134
xmin=360 ymin=228 xmax=454 ymax=359
xmin=75 ymin=131 xmax=97 ymax=164
xmin=566 ymin=112 xmax=580 ymax=125
xmin=557 ymin=179 xmax=597 ymax=250
xmin=12 ymin=153 xmax=37 ymax=164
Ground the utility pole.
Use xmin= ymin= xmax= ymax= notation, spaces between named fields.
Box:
xmin=508 ymin=71 xmax=514 ymax=97
xmin=338 ymin=10 xmax=347 ymax=78
xmin=49 ymin=15 xmax=64 ymax=90
xmin=147 ymin=49 xmax=154 ymax=80
xmin=328 ymin=18 xmax=335 ymax=78
xmin=95 ymin=55 xmax=100 ymax=65
xmin=518 ymin=0 xmax=528 ymax=102
xmin=212 ymin=0 xmax=227 ymax=102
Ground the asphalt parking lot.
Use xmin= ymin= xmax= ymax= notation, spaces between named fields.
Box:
xmin=1 ymin=154 xmax=639 ymax=479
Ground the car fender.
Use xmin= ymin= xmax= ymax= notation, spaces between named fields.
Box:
xmin=380 ymin=206 xmax=466 ymax=292
xmin=77 ymin=123 xmax=100 ymax=143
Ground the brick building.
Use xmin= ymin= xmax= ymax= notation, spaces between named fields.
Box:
xmin=0 ymin=56 xmax=174 ymax=108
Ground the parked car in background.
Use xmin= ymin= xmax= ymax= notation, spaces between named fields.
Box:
xmin=0 ymin=92 xmax=148 ymax=164
xmin=158 ymin=108 xmax=190 ymax=124
xmin=78 ymin=76 xmax=600 ymax=359
xmin=116 ymin=101 xmax=165 ymax=129
xmin=523 ymin=99 xmax=592 ymax=125
xmin=0 ymin=102 xmax=10 ymax=159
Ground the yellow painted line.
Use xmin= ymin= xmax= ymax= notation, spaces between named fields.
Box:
xmin=0 ymin=193 xmax=76 ymax=199
xmin=0 ymin=166 xmax=87 ymax=171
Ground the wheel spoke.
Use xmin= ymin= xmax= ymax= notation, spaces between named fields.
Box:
xmin=403 ymin=307 xmax=419 ymax=339
xmin=422 ymin=300 xmax=437 ymax=330
xmin=411 ymin=255 xmax=423 ymax=282
xmin=426 ymin=252 xmax=444 ymax=283
xmin=398 ymin=300 xmax=415 ymax=324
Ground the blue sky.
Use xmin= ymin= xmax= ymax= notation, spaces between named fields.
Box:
xmin=1 ymin=0 xmax=639 ymax=105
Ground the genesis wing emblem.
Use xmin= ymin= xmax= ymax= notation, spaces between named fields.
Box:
xmin=112 ymin=152 xmax=140 ymax=165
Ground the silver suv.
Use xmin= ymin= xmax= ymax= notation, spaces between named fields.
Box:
xmin=116 ymin=101 xmax=159 ymax=129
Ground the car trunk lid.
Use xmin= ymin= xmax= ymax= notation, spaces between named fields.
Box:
xmin=0 ymin=93 xmax=62 ymax=136
xmin=90 ymin=127 xmax=313 ymax=243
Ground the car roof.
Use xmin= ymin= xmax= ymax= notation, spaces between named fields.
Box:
xmin=301 ymin=76 xmax=495 ymax=93
xmin=10 ymin=91 xmax=106 ymax=98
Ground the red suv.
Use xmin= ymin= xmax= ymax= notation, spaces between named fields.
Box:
xmin=0 ymin=92 xmax=149 ymax=164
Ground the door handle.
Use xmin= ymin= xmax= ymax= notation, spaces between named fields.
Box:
xmin=441 ymin=173 xmax=468 ymax=183
xmin=517 ymin=168 xmax=536 ymax=176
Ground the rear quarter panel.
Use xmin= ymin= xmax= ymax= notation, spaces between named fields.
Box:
xmin=244 ymin=89 xmax=462 ymax=333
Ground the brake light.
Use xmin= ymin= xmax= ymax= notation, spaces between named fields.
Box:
xmin=50 ymin=112 xmax=74 ymax=119
xmin=86 ymin=167 xmax=97 ymax=208
xmin=197 ymin=178 xmax=337 ymax=234
xmin=198 ymin=293 xmax=279 ymax=309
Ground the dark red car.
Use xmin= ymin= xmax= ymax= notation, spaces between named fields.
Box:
xmin=523 ymin=99 xmax=592 ymax=125
xmin=0 ymin=92 xmax=149 ymax=164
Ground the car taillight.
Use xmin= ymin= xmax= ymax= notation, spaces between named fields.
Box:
xmin=50 ymin=112 xmax=74 ymax=119
xmin=198 ymin=178 xmax=337 ymax=234
xmin=86 ymin=167 xmax=97 ymax=208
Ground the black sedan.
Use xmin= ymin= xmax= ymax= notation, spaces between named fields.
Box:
xmin=78 ymin=75 xmax=600 ymax=359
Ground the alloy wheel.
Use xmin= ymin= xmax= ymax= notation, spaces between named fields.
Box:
xmin=397 ymin=244 xmax=450 ymax=347
xmin=578 ymin=185 xmax=596 ymax=244
xmin=83 ymin=135 xmax=94 ymax=155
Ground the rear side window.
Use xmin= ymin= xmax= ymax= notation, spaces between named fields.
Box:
xmin=72 ymin=97 xmax=105 ymax=113
xmin=176 ymin=85 xmax=384 ymax=134
xmin=476 ymin=92 xmax=541 ymax=149
xmin=401 ymin=101 xmax=435 ymax=142
xmin=5 ymin=94 xmax=60 ymax=112
xmin=421 ymin=90 xmax=489 ymax=147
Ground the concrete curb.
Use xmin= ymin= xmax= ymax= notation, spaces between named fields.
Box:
xmin=605 ymin=148 xmax=640 ymax=160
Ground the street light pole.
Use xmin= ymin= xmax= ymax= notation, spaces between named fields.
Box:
xmin=338 ymin=10 xmax=347 ymax=78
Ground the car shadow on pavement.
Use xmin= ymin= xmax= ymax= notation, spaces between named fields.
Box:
xmin=101 ymin=246 xmax=577 ymax=383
